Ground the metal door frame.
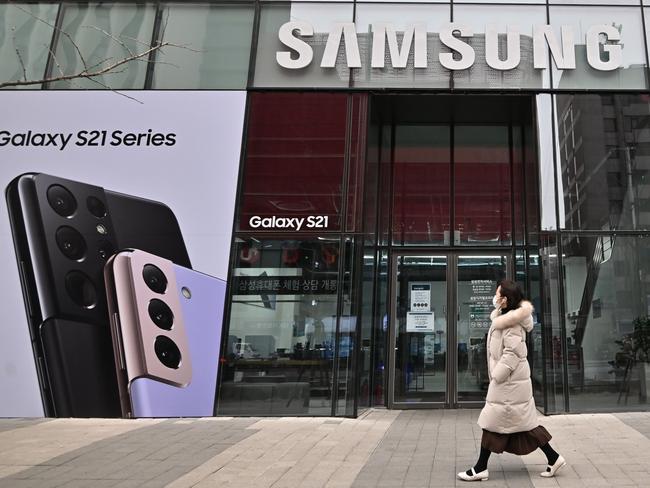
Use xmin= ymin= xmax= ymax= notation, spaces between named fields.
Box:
xmin=388 ymin=249 xmax=513 ymax=409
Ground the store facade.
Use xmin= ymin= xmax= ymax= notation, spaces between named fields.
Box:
xmin=3 ymin=1 xmax=650 ymax=417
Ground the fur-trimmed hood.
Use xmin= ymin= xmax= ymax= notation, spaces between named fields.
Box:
xmin=489 ymin=300 xmax=534 ymax=332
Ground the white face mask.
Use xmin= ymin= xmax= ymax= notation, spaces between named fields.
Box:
xmin=492 ymin=295 xmax=499 ymax=308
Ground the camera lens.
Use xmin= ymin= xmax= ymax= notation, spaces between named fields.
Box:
xmin=148 ymin=299 xmax=174 ymax=330
xmin=142 ymin=264 xmax=167 ymax=294
xmin=97 ymin=240 xmax=114 ymax=260
xmin=154 ymin=336 xmax=181 ymax=369
xmin=47 ymin=185 xmax=77 ymax=218
xmin=87 ymin=196 xmax=107 ymax=218
xmin=65 ymin=271 xmax=97 ymax=308
xmin=55 ymin=226 xmax=87 ymax=261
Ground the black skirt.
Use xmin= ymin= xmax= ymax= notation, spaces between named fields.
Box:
xmin=481 ymin=425 xmax=552 ymax=455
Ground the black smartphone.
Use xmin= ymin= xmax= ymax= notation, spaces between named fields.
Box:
xmin=6 ymin=173 xmax=190 ymax=417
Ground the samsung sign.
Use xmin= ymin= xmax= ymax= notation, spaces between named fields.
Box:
xmin=276 ymin=22 xmax=623 ymax=72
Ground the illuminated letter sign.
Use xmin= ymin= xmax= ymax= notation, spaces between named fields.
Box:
xmin=275 ymin=22 xmax=625 ymax=73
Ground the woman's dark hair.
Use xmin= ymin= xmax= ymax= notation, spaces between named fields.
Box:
xmin=497 ymin=279 xmax=524 ymax=312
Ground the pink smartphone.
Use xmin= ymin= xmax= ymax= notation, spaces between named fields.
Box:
xmin=105 ymin=249 xmax=225 ymax=418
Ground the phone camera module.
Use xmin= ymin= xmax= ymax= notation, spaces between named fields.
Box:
xmin=65 ymin=271 xmax=97 ymax=308
xmin=154 ymin=336 xmax=181 ymax=369
xmin=87 ymin=196 xmax=107 ymax=218
xmin=148 ymin=299 xmax=174 ymax=330
xmin=97 ymin=240 xmax=114 ymax=260
xmin=47 ymin=185 xmax=77 ymax=218
xmin=143 ymin=264 xmax=167 ymax=294
xmin=55 ymin=226 xmax=87 ymax=261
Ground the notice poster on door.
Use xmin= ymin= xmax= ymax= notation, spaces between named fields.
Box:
xmin=470 ymin=279 xmax=493 ymax=328
xmin=407 ymin=312 xmax=435 ymax=332
xmin=410 ymin=283 xmax=431 ymax=312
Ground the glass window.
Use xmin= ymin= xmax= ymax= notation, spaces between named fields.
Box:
xmin=455 ymin=0 xmax=544 ymax=3
xmin=334 ymin=237 xmax=358 ymax=416
xmin=356 ymin=0 xmax=448 ymax=3
xmin=524 ymin=99 xmax=542 ymax=244
xmin=646 ymin=8 xmax=650 ymax=69
xmin=372 ymin=95 xmax=532 ymax=246
xmin=563 ymin=234 xmax=650 ymax=412
xmin=603 ymin=118 xmax=617 ymax=132
xmin=363 ymin=105 xmax=381 ymax=245
xmin=369 ymin=95 xmax=452 ymax=246
xmin=393 ymin=124 xmax=451 ymax=245
xmin=538 ymin=95 xmax=558 ymax=231
xmin=352 ymin=4 xmax=451 ymax=89
xmin=261 ymin=0 xmax=353 ymax=2
xmin=454 ymin=125 xmax=512 ymax=245
xmin=218 ymin=237 xmax=341 ymax=416
xmin=378 ymin=124 xmax=393 ymax=246
xmin=347 ymin=94 xmax=369 ymax=232
xmin=452 ymin=5 xmax=549 ymax=90
xmin=513 ymin=123 xmax=526 ymax=245
xmin=0 ymin=3 xmax=59 ymax=89
xmin=357 ymin=246 xmax=377 ymax=410
xmin=549 ymin=7 xmax=647 ymax=90
xmin=238 ymin=92 xmax=352 ymax=233
xmin=253 ymin=3 xmax=353 ymax=88
xmin=526 ymin=249 xmax=545 ymax=406
xmin=152 ymin=3 xmax=254 ymax=89
xmin=551 ymin=0 xmax=640 ymax=4
xmin=554 ymin=94 xmax=650 ymax=231
xmin=374 ymin=249 xmax=389 ymax=406
xmin=51 ymin=3 xmax=156 ymax=89
xmin=540 ymin=233 xmax=566 ymax=413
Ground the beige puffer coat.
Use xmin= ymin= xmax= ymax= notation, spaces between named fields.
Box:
xmin=477 ymin=300 xmax=537 ymax=434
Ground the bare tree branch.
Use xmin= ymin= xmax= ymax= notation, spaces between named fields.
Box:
xmin=11 ymin=27 xmax=28 ymax=82
xmin=85 ymin=56 xmax=118 ymax=73
xmin=11 ymin=3 xmax=90 ymax=72
xmin=1 ymin=2 xmax=205 ymax=97
xmin=46 ymin=45 xmax=65 ymax=80
xmin=83 ymin=26 xmax=136 ymax=58
xmin=84 ymin=74 xmax=144 ymax=105
xmin=0 ymin=42 xmax=172 ymax=89
xmin=160 ymin=8 xmax=170 ymax=45
xmin=47 ymin=43 xmax=145 ymax=104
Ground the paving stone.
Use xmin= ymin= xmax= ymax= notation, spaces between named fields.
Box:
xmin=0 ymin=418 xmax=258 ymax=487
xmin=0 ymin=419 xmax=47 ymax=434
xmin=9 ymin=478 xmax=79 ymax=488
xmin=1 ymin=411 xmax=650 ymax=488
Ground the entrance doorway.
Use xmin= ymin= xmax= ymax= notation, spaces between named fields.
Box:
xmin=360 ymin=94 xmax=539 ymax=412
xmin=388 ymin=252 xmax=511 ymax=408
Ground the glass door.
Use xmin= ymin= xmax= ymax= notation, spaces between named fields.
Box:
xmin=389 ymin=252 xmax=510 ymax=408
xmin=455 ymin=254 xmax=509 ymax=404
xmin=390 ymin=255 xmax=448 ymax=406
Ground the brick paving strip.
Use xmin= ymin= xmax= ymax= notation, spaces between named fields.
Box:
xmin=167 ymin=409 xmax=400 ymax=488
xmin=354 ymin=410 xmax=650 ymax=488
xmin=0 ymin=418 xmax=48 ymax=434
xmin=0 ymin=417 xmax=258 ymax=488
xmin=352 ymin=410 xmax=535 ymax=488
xmin=2 ymin=410 xmax=650 ymax=488
xmin=517 ymin=413 xmax=650 ymax=488
xmin=0 ymin=417 xmax=161 ymax=483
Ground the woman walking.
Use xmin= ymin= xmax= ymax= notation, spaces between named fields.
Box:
xmin=458 ymin=279 xmax=566 ymax=482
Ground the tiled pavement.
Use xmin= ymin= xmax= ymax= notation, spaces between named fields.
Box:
xmin=1 ymin=409 xmax=650 ymax=487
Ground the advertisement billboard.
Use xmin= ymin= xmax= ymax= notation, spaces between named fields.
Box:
xmin=0 ymin=91 xmax=245 ymax=417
